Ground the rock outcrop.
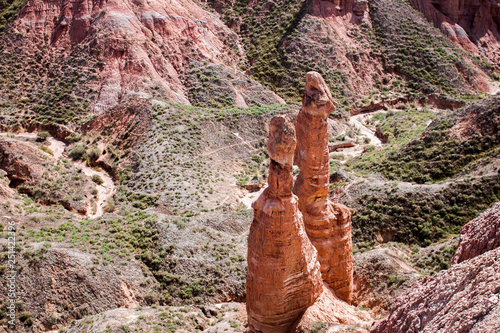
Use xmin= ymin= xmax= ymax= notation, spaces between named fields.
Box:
xmin=371 ymin=246 xmax=500 ymax=333
xmin=410 ymin=0 xmax=500 ymax=67
xmin=294 ymin=71 xmax=354 ymax=303
xmin=352 ymin=245 xmax=421 ymax=317
xmin=0 ymin=138 xmax=95 ymax=213
xmin=0 ymin=244 xmax=153 ymax=331
xmin=451 ymin=202 xmax=500 ymax=265
xmin=246 ymin=116 xmax=323 ymax=333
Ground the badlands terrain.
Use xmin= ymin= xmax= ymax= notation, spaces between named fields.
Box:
xmin=0 ymin=0 xmax=498 ymax=332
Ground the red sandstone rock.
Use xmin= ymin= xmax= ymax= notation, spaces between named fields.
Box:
xmin=371 ymin=246 xmax=500 ymax=333
xmin=7 ymin=0 xmax=283 ymax=112
xmin=294 ymin=71 xmax=354 ymax=304
xmin=294 ymin=282 xmax=372 ymax=332
xmin=410 ymin=0 xmax=500 ymax=81
xmin=246 ymin=116 xmax=323 ymax=333
xmin=451 ymin=202 xmax=500 ymax=265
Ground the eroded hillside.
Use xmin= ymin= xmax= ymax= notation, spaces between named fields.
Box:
xmin=0 ymin=0 xmax=498 ymax=332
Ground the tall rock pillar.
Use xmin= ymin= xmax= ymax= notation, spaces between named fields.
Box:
xmin=293 ymin=71 xmax=354 ymax=303
xmin=246 ymin=116 xmax=323 ymax=333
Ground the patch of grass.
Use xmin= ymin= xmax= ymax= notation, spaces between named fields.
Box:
xmin=0 ymin=0 xmax=26 ymax=34
xmin=351 ymin=99 xmax=500 ymax=183
xmin=38 ymin=145 xmax=54 ymax=156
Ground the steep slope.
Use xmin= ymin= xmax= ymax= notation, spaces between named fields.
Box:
xmin=452 ymin=202 xmax=500 ymax=264
xmin=0 ymin=0 xmax=283 ymax=130
xmin=207 ymin=0 xmax=494 ymax=110
xmin=410 ymin=0 xmax=500 ymax=70
xmin=371 ymin=246 xmax=500 ymax=333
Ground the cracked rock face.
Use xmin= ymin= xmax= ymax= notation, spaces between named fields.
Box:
xmin=294 ymin=71 xmax=354 ymax=303
xmin=451 ymin=202 xmax=500 ymax=265
xmin=246 ymin=115 xmax=323 ymax=333
xmin=371 ymin=246 xmax=500 ymax=333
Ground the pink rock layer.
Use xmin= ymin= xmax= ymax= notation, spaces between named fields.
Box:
xmin=294 ymin=71 xmax=354 ymax=303
xmin=451 ymin=202 xmax=500 ymax=265
xmin=246 ymin=116 xmax=323 ymax=333
xmin=371 ymin=246 xmax=500 ymax=333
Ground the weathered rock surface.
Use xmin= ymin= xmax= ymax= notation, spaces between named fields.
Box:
xmin=0 ymin=243 xmax=153 ymax=331
xmin=0 ymin=138 xmax=95 ymax=213
xmin=352 ymin=245 xmax=421 ymax=317
xmin=294 ymin=283 xmax=373 ymax=332
xmin=246 ymin=115 xmax=323 ymax=333
xmin=64 ymin=303 xmax=246 ymax=333
xmin=294 ymin=71 xmax=354 ymax=303
xmin=410 ymin=0 xmax=500 ymax=68
xmin=3 ymin=0 xmax=283 ymax=118
xmin=449 ymin=95 xmax=500 ymax=140
xmin=451 ymin=202 xmax=500 ymax=265
xmin=371 ymin=246 xmax=500 ymax=333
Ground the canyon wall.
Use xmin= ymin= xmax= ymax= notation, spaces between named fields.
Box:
xmin=410 ymin=0 xmax=500 ymax=65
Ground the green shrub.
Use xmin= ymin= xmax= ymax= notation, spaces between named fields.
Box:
xmin=91 ymin=174 xmax=104 ymax=185
xmin=104 ymin=198 xmax=115 ymax=212
xmin=36 ymin=131 xmax=50 ymax=141
xmin=69 ymin=145 xmax=86 ymax=160
xmin=19 ymin=312 xmax=30 ymax=322
xmin=88 ymin=148 xmax=101 ymax=162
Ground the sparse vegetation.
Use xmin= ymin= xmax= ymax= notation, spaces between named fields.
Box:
xmin=69 ymin=145 xmax=87 ymax=160
xmin=36 ymin=131 xmax=51 ymax=141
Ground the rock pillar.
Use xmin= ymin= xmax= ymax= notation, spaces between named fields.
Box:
xmin=293 ymin=71 xmax=354 ymax=303
xmin=246 ymin=115 xmax=323 ymax=333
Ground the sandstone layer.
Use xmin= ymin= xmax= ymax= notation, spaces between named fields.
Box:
xmin=451 ymin=202 xmax=500 ymax=265
xmin=294 ymin=71 xmax=354 ymax=303
xmin=371 ymin=246 xmax=500 ymax=333
xmin=246 ymin=116 xmax=323 ymax=333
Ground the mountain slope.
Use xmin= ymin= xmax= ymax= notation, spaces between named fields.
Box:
xmin=207 ymin=0 xmax=496 ymax=111
xmin=0 ymin=0 xmax=283 ymax=130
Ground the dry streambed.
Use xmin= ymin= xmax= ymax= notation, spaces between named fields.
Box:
xmin=0 ymin=132 xmax=115 ymax=218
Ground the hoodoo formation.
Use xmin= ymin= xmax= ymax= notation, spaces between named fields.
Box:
xmin=246 ymin=116 xmax=323 ymax=333
xmin=294 ymin=72 xmax=354 ymax=303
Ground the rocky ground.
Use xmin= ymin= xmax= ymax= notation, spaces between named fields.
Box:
xmin=372 ymin=203 xmax=500 ymax=332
